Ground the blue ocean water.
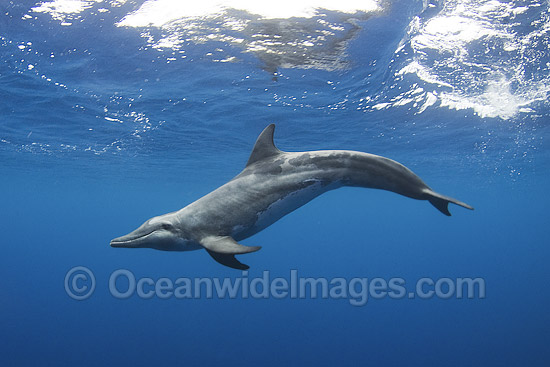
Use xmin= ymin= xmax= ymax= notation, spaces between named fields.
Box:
xmin=1 ymin=0 xmax=549 ymax=366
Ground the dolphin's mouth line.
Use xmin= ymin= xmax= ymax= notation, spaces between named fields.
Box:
xmin=110 ymin=230 xmax=156 ymax=246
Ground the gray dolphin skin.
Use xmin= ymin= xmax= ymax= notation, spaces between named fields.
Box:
xmin=111 ymin=124 xmax=473 ymax=269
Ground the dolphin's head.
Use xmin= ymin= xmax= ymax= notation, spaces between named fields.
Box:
xmin=110 ymin=213 xmax=191 ymax=251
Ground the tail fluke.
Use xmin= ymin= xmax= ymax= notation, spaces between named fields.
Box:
xmin=424 ymin=189 xmax=474 ymax=216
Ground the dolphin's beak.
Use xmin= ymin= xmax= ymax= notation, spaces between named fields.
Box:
xmin=110 ymin=234 xmax=133 ymax=247
xmin=110 ymin=237 xmax=127 ymax=247
xmin=110 ymin=229 xmax=153 ymax=248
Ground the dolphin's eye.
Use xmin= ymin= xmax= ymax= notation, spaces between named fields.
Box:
xmin=160 ymin=223 xmax=174 ymax=231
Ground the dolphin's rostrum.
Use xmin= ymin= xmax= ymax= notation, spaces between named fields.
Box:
xmin=111 ymin=124 xmax=473 ymax=269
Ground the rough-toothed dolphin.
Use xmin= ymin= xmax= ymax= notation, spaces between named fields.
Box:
xmin=111 ymin=124 xmax=473 ymax=269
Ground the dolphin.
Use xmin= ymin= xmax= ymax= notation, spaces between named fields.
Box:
xmin=111 ymin=124 xmax=473 ymax=269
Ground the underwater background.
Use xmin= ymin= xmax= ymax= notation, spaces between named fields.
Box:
xmin=1 ymin=0 xmax=549 ymax=365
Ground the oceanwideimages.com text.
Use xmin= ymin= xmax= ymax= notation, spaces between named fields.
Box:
xmin=65 ymin=267 xmax=486 ymax=306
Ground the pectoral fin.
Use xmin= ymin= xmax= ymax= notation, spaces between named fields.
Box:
xmin=200 ymin=236 xmax=261 ymax=270
xmin=205 ymin=250 xmax=250 ymax=270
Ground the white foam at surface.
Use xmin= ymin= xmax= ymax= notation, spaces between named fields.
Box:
xmin=117 ymin=0 xmax=380 ymax=27
xmin=31 ymin=0 xmax=128 ymax=21
xmin=31 ymin=0 xmax=101 ymax=20
xmin=29 ymin=0 xmax=382 ymax=71
xmin=439 ymin=78 xmax=530 ymax=119
xmin=380 ymin=0 xmax=550 ymax=120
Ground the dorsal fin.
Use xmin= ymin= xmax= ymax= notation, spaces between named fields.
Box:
xmin=245 ymin=124 xmax=282 ymax=167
